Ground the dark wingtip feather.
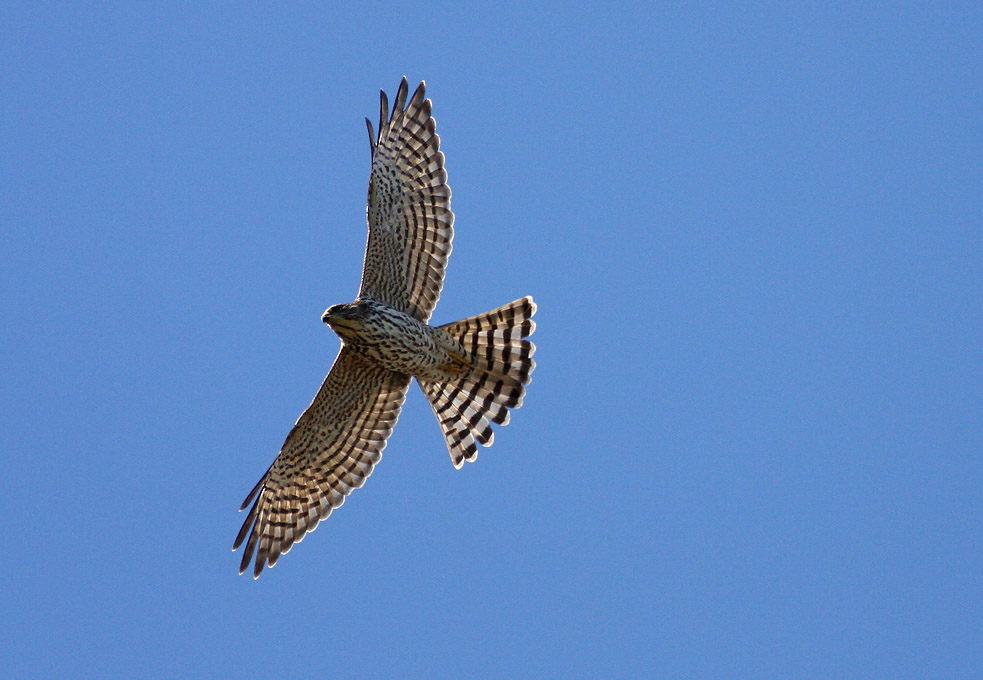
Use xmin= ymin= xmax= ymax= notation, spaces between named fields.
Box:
xmin=378 ymin=89 xmax=389 ymax=140
xmin=392 ymin=77 xmax=410 ymax=119
xmin=234 ymin=491 xmax=263 ymax=574
xmin=365 ymin=117 xmax=376 ymax=151
xmin=408 ymin=80 xmax=427 ymax=111
xmin=239 ymin=528 xmax=258 ymax=575
xmin=239 ymin=474 xmax=266 ymax=511
xmin=232 ymin=510 xmax=254 ymax=550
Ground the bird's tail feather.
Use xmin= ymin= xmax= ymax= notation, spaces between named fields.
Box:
xmin=418 ymin=296 xmax=537 ymax=467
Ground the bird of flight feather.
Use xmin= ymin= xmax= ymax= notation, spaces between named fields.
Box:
xmin=233 ymin=78 xmax=537 ymax=578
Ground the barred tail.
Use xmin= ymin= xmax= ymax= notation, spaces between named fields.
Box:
xmin=419 ymin=296 xmax=537 ymax=468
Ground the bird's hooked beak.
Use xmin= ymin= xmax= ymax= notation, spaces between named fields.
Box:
xmin=322 ymin=304 xmax=346 ymax=324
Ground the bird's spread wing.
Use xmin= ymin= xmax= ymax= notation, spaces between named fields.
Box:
xmin=234 ymin=348 xmax=411 ymax=578
xmin=359 ymin=77 xmax=454 ymax=322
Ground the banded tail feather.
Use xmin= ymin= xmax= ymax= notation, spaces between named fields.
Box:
xmin=419 ymin=296 xmax=537 ymax=467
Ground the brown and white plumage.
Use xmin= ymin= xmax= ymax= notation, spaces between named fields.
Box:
xmin=423 ymin=297 xmax=537 ymax=467
xmin=234 ymin=78 xmax=535 ymax=578
xmin=234 ymin=349 xmax=410 ymax=577
xmin=359 ymin=78 xmax=454 ymax=322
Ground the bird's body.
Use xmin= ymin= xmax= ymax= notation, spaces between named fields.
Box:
xmin=233 ymin=78 xmax=537 ymax=578
xmin=323 ymin=299 xmax=468 ymax=381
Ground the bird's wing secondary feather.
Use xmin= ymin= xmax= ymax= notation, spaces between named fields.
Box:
xmin=234 ymin=347 xmax=411 ymax=578
xmin=359 ymin=77 xmax=454 ymax=322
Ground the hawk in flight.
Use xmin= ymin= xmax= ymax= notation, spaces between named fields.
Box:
xmin=234 ymin=78 xmax=537 ymax=578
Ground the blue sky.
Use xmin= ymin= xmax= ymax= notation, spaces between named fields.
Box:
xmin=2 ymin=2 xmax=981 ymax=678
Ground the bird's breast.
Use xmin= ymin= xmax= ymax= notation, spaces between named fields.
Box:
xmin=336 ymin=304 xmax=454 ymax=378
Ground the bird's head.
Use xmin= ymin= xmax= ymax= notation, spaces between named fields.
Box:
xmin=322 ymin=303 xmax=365 ymax=338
